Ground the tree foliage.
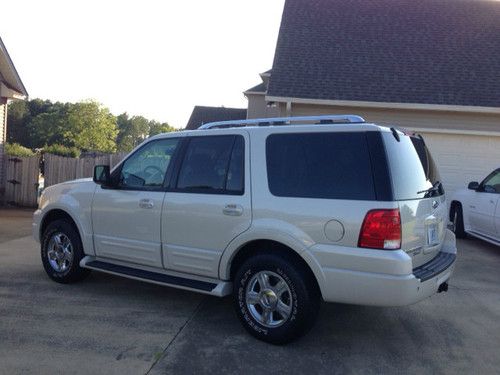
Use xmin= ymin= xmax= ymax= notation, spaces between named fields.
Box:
xmin=4 ymin=142 xmax=35 ymax=157
xmin=6 ymin=98 xmax=175 ymax=153
xmin=65 ymin=100 xmax=118 ymax=153
xmin=43 ymin=144 xmax=81 ymax=158
xmin=148 ymin=120 xmax=176 ymax=137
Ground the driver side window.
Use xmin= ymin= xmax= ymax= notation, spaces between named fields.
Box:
xmin=119 ymin=138 xmax=179 ymax=190
xmin=482 ymin=170 xmax=500 ymax=194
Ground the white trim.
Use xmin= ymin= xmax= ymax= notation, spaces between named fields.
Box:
xmin=264 ymin=96 xmax=500 ymax=114
xmin=243 ymin=90 xmax=266 ymax=96
xmin=408 ymin=127 xmax=500 ymax=137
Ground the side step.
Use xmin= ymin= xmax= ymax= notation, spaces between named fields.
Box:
xmin=81 ymin=257 xmax=232 ymax=296
xmin=468 ymin=230 xmax=500 ymax=247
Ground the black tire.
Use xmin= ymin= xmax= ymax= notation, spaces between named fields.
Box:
xmin=451 ymin=203 xmax=466 ymax=239
xmin=41 ymin=219 xmax=91 ymax=283
xmin=233 ymin=252 xmax=320 ymax=344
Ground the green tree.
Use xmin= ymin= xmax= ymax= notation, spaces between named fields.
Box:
xmin=29 ymin=102 xmax=71 ymax=148
xmin=148 ymin=120 xmax=175 ymax=136
xmin=116 ymin=113 xmax=150 ymax=151
xmin=65 ymin=100 xmax=118 ymax=153
xmin=6 ymin=100 xmax=31 ymax=146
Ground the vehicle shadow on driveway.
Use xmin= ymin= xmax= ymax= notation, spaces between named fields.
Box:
xmin=150 ymin=238 xmax=500 ymax=375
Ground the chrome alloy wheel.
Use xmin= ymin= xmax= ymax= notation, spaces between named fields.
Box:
xmin=245 ymin=271 xmax=293 ymax=328
xmin=46 ymin=232 xmax=74 ymax=273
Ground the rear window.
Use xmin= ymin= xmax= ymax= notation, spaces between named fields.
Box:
xmin=382 ymin=132 xmax=443 ymax=200
xmin=266 ymin=132 xmax=376 ymax=200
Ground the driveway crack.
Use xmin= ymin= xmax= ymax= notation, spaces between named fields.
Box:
xmin=145 ymin=296 xmax=207 ymax=374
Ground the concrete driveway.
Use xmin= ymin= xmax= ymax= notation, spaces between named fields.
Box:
xmin=0 ymin=208 xmax=499 ymax=374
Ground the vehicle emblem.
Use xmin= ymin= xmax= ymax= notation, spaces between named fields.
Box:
xmin=407 ymin=246 xmax=422 ymax=256
xmin=432 ymin=200 xmax=439 ymax=209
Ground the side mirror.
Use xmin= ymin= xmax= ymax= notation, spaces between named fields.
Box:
xmin=93 ymin=165 xmax=111 ymax=186
xmin=468 ymin=181 xmax=479 ymax=190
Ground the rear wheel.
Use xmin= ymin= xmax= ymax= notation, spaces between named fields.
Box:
xmin=41 ymin=219 xmax=91 ymax=283
xmin=451 ymin=203 xmax=466 ymax=239
xmin=233 ymin=252 xmax=320 ymax=344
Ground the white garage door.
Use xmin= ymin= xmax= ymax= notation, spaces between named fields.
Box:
xmin=417 ymin=132 xmax=500 ymax=198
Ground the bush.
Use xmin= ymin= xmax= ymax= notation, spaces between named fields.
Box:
xmin=4 ymin=142 xmax=35 ymax=157
xmin=43 ymin=144 xmax=81 ymax=158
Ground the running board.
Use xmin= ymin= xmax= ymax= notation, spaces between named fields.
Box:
xmin=467 ymin=230 xmax=500 ymax=247
xmin=80 ymin=256 xmax=232 ymax=297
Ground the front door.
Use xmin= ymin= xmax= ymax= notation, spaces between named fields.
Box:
xmin=162 ymin=134 xmax=251 ymax=278
xmin=469 ymin=169 xmax=500 ymax=238
xmin=92 ymin=137 xmax=180 ymax=267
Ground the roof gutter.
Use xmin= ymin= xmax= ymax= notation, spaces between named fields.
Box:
xmin=0 ymin=81 xmax=26 ymax=100
xmin=264 ymin=96 xmax=500 ymax=115
xmin=0 ymin=37 xmax=28 ymax=98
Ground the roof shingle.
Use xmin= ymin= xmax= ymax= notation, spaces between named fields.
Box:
xmin=268 ymin=0 xmax=500 ymax=107
xmin=185 ymin=106 xmax=247 ymax=130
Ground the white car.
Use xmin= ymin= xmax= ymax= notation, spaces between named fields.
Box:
xmin=33 ymin=115 xmax=456 ymax=344
xmin=450 ymin=168 xmax=500 ymax=246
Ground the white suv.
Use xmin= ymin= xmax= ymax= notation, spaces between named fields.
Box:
xmin=33 ymin=115 xmax=457 ymax=344
xmin=450 ymin=168 xmax=500 ymax=245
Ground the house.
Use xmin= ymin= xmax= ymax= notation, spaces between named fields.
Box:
xmin=245 ymin=0 xmax=500 ymax=197
xmin=186 ymin=106 xmax=247 ymax=130
xmin=0 ymin=37 xmax=28 ymax=202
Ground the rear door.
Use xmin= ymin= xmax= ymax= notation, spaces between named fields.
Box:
xmin=383 ymin=131 xmax=447 ymax=267
xmin=161 ymin=133 xmax=251 ymax=278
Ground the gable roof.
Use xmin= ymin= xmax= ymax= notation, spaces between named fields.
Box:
xmin=0 ymin=37 xmax=28 ymax=98
xmin=185 ymin=106 xmax=247 ymax=130
xmin=244 ymin=82 xmax=267 ymax=95
xmin=267 ymin=0 xmax=500 ymax=108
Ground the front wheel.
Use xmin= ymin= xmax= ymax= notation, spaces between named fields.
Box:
xmin=41 ymin=219 xmax=91 ymax=283
xmin=233 ymin=252 xmax=320 ymax=344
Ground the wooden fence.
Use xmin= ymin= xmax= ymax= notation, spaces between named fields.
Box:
xmin=4 ymin=152 xmax=127 ymax=207
xmin=4 ymin=156 xmax=40 ymax=207
xmin=44 ymin=152 xmax=127 ymax=187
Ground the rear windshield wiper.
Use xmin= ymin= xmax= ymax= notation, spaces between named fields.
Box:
xmin=417 ymin=181 xmax=442 ymax=197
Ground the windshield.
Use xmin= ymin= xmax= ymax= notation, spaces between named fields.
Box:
xmin=382 ymin=132 xmax=443 ymax=200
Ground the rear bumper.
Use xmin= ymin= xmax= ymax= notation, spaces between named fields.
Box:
xmin=308 ymin=229 xmax=457 ymax=306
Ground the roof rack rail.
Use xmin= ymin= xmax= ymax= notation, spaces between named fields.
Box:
xmin=198 ymin=114 xmax=365 ymax=130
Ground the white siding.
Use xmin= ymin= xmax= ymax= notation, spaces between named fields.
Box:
xmin=0 ymin=99 xmax=6 ymax=199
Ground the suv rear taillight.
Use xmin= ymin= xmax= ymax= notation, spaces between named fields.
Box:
xmin=358 ymin=209 xmax=401 ymax=250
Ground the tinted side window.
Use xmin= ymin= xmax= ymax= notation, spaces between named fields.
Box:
xmin=225 ymin=136 xmax=244 ymax=193
xmin=176 ymin=135 xmax=244 ymax=194
xmin=383 ymin=133 xmax=442 ymax=200
xmin=119 ymin=138 xmax=179 ymax=190
xmin=482 ymin=170 xmax=500 ymax=193
xmin=266 ymin=132 xmax=376 ymax=200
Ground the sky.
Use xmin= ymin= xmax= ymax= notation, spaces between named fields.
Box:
xmin=0 ymin=0 xmax=285 ymax=128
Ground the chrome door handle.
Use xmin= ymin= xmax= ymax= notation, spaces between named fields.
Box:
xmin=223 ymin=204 xmax=243 ymax=216
xmin=139 ymin=199 xmax=154 ymax=209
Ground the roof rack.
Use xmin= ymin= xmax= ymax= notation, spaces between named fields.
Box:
xmin=198 ymin=115 xmax=365 ymax=130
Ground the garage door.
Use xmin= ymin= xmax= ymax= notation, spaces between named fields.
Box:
xmin=417 ymin=132 xmax=500 ymax=198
